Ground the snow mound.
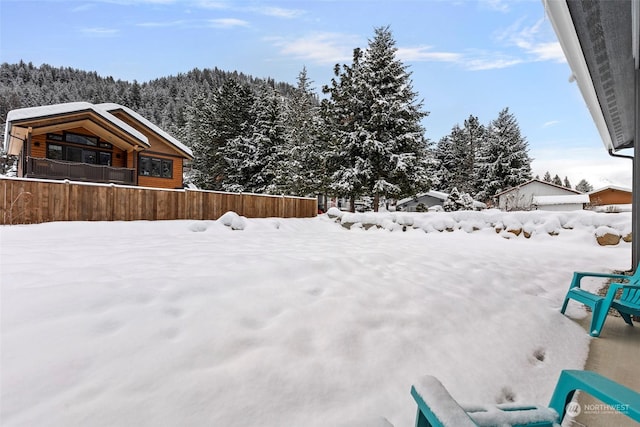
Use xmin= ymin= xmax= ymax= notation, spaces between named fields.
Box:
xmin=218 ymin=211 xmax=247 ymax=230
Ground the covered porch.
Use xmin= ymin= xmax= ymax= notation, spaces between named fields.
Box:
xmin=25 ymin=157 xmax=135 ymax=185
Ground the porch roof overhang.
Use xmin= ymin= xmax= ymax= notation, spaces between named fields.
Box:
xmin=4 ymin=102 xmax=150 ymax=155
xmin=544 ymin=0 xmax=637 ymax=153
xmin=98 ymin=103 xmax=194 ymax=160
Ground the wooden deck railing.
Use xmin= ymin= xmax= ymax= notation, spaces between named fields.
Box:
xmin=26 ymin=157 xmax=136 ymax=185
xmin=0 ymin=177 xmax=317 ymax=225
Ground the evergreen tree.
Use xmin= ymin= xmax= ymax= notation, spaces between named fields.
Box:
xmin=434 ymin=135 xmax=456 ymax=192
xmin=443 ymin=187 xmax=474 ymax=212
xmin=187 ymin=78 xmax=254 ymax=190
xmin=358 ymin=26 xmax=432 ymax=210
xmin=543 ymin=171 xmax=552 ymax=182
xmin=473 ymin=108 xmax=531 ymax=202
xmin=323 ymin=26 xmax=433 ymax=211
xmin=321 ymin=48 xmax=367 ymax=212
xmin=279 ymin=67 xmax=323 ymax=196
xmin=575 ymin=178 xmax=594 ymax=193
xmin=443 ymin=116 xmax=485 ymax=196
xmin=223 ymin=82 xmax=287 ymax=193
xmin=563 ymin=176 xmax=572 ymax=188
xmin=552 ymin=174 xmax=563 ymax=186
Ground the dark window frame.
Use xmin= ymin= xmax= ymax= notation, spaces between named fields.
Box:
xmin=45 ymin=140 xmax=113 ymax=166
xmin=138 ymin=155 xmax=173 ymax=179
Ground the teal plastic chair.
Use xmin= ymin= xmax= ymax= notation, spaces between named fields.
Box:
xmin=560 ymin=267 xmax=640 ymax=336
xmin=411 ymin=370 xmax=640 ymax=427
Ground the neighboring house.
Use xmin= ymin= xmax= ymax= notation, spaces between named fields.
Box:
xmin=532 ymin=194 xmax=590 ymax=211
xmin=496 ymin=179 xmax=583 ymax=211
xmin=396 ymin=190 xmax=486 ymax=212
xmin=588 ymin=185 xmax=632 ymax=206
xmin=396 ymin=190 xmax=449 ymax=211
xmin=3 ymin=102 xmax=193 ymax=189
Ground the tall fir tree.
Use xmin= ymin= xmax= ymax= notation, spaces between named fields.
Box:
xmin=476 ymin=108 xmax=532 ymax=202
xmin=439 ymin=115 xmax=485 ymax=196
xmin=322 ymin=48 xmax=367 ymax=211
xmin=279 ymin=67 xmax=323 ymax=196
xmin=563 ymin=176 xmax=572 ymax=189
xmin=187 ymin=78 xmax=254 ymax=190
xmin=543 ymin=171 xmax=552 ymax=182
xmin=552 ymin=174 xmax=563 ymax=186
xmin=324 ymin=26 xmax=433 ymax=211
xmin=434 ymin=135 xmax=457 ymax=193
xmin=223 ymin=82 xmax=287 ymax=193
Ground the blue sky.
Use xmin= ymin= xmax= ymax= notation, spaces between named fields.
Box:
xmin=0 ymin=0 xmax=632 ymax=189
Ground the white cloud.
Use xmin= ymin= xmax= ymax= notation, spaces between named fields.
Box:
xmin=137 ymin=20 xmax=188 ymax=28
xmin=543 ymin=120 xmax=560 ymax=128
xmin=396 ymin=46 xmax=462 ymax=63
xmin=80 ymin=27 xmax=120 ymax=37
xmin=269 ymin=32 xmax=361 ymax=65
xmin=255 ymin=6 xmax=305 ymax=19
xmin=398 ymin=45 xmax=523 ymax=71
xmin=480 ymin=0 xmax=511 ymax=13
xmin=465 ymin=56 xmax=523 ymax=70
xmin=497 ymin=17 xmax=567 ymax=63
xmin=208 ymin=18 xmax=250 ymax=29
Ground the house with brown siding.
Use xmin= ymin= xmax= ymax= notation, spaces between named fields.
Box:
xmin=3 ymin=102 xmax=193 ymax=189
xmin=588 ymin=185 xmax=632 ymax=207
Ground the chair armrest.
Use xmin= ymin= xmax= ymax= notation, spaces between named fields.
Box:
xmin=570 ymin=271 xmax=630 ymax=289
xmin=548 ymin=370 xmax=640 ymax=423
xmin=411 ymin=376 xmax=478 ymax=427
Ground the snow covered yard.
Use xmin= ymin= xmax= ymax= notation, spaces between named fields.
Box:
xmin=0 ymin=210 xmax=631 ymax=426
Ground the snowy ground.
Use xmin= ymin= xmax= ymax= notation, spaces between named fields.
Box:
xmin=0 ymin=210 xmax=631 ymax=427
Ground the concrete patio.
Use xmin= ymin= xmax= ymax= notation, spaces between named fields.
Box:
xmin=564 ymin=315 xmax=640 ymax=426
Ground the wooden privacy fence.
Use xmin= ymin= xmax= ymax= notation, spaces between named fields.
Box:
xmin=0 ymin=178 xmax=317 ymax=225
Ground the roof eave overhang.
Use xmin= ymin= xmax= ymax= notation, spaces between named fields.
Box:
xmin=544 ymin=0 xmax=615 ymax=152
xmin=545 ymin=0 xmax=638 ymax=153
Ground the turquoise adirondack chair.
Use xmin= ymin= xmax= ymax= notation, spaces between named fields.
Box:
xmin=560 ymin=267 xmax=640 ymax=337
xmin=411 ymin=370 xmax=640 ymax=427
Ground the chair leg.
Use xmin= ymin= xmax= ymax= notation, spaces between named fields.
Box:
xmin=618 ymin=310 xmax=634 ymax=326
xmin=560 ymin=297 xmax=571 ymax=314
xmin=588 ymin=300 xmax=603 ymax=337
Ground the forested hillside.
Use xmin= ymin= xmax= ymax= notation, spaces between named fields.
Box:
xmin=0 ymin=60 xmax=296 ymax=139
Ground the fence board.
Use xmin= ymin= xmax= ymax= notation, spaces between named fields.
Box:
xmin=0 ymin=178 xmax=317 ymax=225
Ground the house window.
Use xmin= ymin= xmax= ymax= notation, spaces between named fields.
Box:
xmin=47 ymin=144 xmax=63 ymax=160
xmin=64 ymin=132 xmax=98 ymax=146
xmin=139 ymin=156 xmax=173 ymax=178
xmin=46 ymin=142 xmax=112 ymax=166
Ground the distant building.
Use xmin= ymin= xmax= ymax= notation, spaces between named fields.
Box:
xmin=496 ymin=179 xmax=584 ymax=211
xmin=396 ymin=190 xmax=486 ymax=212
xmin=396 ymin=190 xmax=449 ymax=211
xmin=588 ymin=185 xmax=632 ymax=206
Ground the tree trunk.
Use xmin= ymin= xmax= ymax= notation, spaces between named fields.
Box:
xmin=349 ymin=196 xmax=355 ymax=212
xmin=373 ymin=193 xmax=379 ymax=212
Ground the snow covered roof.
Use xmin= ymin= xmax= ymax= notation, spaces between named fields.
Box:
xmin=97 ymin=103 xmax=193 ymax=159
xmin=495 ymin=179 xmax=580 ymax=197
xmin=532 ymin=194 xmax=590 ymax=206
xmin=589 ymin=185 xmax=632 ymax=195
xmin=4 ymin=102 xmax=149 ymax=152
xmin=397 ymin=190 xmax=449 ymax=205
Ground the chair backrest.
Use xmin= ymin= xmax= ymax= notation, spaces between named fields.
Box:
xmin=621 ymin=287 xmax=640 ymax=306
xmin=629 ymin=265 xmax=640 ymax=283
